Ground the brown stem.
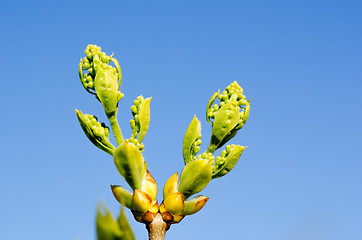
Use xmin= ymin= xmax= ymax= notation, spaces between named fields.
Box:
xmin=147 ymin=213 xmax=167 ymax=240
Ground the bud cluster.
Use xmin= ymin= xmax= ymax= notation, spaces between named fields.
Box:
xmin=212 ymin=144 xmax=247 ymax=179
xmin=130 ymin=95 xmax=144 ymax=137
xmin=191 ymin=135 xmax=202 ymax=158
xmin=196 ymin=152 xmax=215 ymax=163
xmin=207 ymin=81 xmax=249 ymax=127
xmin=85 ymin=113 xmax=110 ymax=141
xmin=75 ymin=109 xmax=116 ymax=155
xmin=126 ymin=137 xmax=144 ymax=152
xmin=129 ymin=95 xmax=151 ymax=144
xmin=160 ymin=171 xmax=209 ymax=225
xmin=78 ymin=44 xmax=124 ymax=122
xmin=79 ymin=45 xmax=121 ymax=93
xmin=215 ymin=144 xmax=236 ymax=167
xmin=206 ymin=81 xmax=250 ymax=152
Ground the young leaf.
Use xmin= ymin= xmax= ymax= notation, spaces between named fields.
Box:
xmin=178 ymin=160 xmax=212 ymax=200
xmin=113 ymin=142 xmax=147 ymax=190
xmin=210 ymin=99 xmax=240 ymax=150
xmin=94 ymin=68 xmax=122 ymax=118
xmin=182 ymin=116 xmax=202 ymax=165
xmin=137 ymin=97 xmax=152 ymax=142
xmin=111 ymin=185 xmax=133 ymax=209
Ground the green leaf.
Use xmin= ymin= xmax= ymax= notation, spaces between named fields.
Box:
xmin=113 ymin=142 xmax=147 ymax=190
xmin=206 ymin=91 xmax=220 ymax=124
xmin=178 ymin=160 xmax=212 ymax=200
xmin=94 ymin=68 xmax=121 ymax=118
xmin=137 ymin=97 xmax=152 ymax=142
xmin=75 ymin=109 xmax=116 ymax=155
xmin=182 ymin=116 xmax=202 ymax=165
xmin=210 ymin=99 xmax=240 ymax=150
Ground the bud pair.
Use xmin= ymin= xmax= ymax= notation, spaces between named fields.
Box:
xmin=160 ymin=160 xmax=212 ymax=224
xmin=112 ymin=142 xmax=159 ymax=223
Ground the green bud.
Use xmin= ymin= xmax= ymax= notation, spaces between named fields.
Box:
xmin=79 ymin=60 xmax=95 ymax=95
xmin=127 ymin=137 xmax=144 ymax=152
xmin=113 ymin=142 xmax=147 ymax=190
xmin=212 ymin=145 xmax=247 ymax=179
xmin=178 ymin=160 xmax=212 ymax=200
xmin=111 ymin=185 xmax=133 ymax=209
xmin=182 ymin=195 xmax=209 ymax=216
xmin=182 ymin=116 xmax=202 ymax=165
xmin=75 ymin=109 xmax=116 ymax=155
xmin=131 ymin=105 xmax=137 ymax=115
xmin=196 ymin=152 xmax=215 ymax=162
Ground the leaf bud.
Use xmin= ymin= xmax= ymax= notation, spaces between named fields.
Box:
xmin=111 ymin=185 xmax=133 ymax=209
xmin=163 ymin=193 xmax=184 ymax=215
xmin=163 ymin=172 xmax=179 ymax=200
xmin=140 ymin=171 xmax=158 ymax=201
xmin=132 ymin=190 xmax=154 ymax=215
xmin=182 ymin=195 xmax=209 ymax=215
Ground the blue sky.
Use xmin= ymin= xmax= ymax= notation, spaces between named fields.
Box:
xmin=0 ymin=1 xmax=361 ymax=239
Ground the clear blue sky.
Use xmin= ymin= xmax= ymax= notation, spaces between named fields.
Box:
xmin=0 ymin=1 xmax=361 ymax=239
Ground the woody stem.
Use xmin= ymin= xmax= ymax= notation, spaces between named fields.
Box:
xmin=147 ymin=213 xmax=167 ymax=240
